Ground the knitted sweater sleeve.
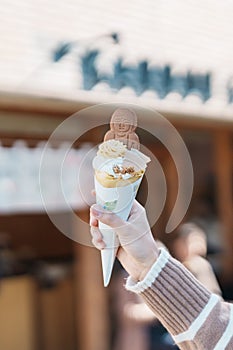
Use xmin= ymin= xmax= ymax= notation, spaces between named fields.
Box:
xmin=125 ymin=248 xmax=233 ymax=350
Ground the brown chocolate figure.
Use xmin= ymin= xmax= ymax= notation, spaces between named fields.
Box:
xmin=104 ymin=108 xmax=140 ymax=150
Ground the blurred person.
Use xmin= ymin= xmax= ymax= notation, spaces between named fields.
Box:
xmin=190 ymin=196 xmax=224 ymax=261
xmin=90 ymin=201 xmax=233 ymax=350
xmin=172 ymin=222 xmax=222 ymax=296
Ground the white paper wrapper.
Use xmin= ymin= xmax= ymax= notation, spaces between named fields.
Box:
xmin=93 ymin=148 xmax=150 ymax=286
xmin=95 ymin=176 xmax=144 ymax=286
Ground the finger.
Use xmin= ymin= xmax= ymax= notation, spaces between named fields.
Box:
xmin=90 ymin=226 xmax=106 ymax=249
xmin=90 ymin=204 xmax=128 ymax=232
xmin=92 ymin=237 xmax=105 ymax=249
xmin=90 ymin=226 xmax=103 ymax=240
xmin=89 ymin=213 xmax=98 ymax=227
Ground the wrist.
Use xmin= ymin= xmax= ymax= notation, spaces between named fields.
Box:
xmin=125 ymin=248 xmax=170 ymax=293
xmin=131 ymin=244 xmax=159 ymax=282
xmin=138 ymin=252 xmax=159 ymax=281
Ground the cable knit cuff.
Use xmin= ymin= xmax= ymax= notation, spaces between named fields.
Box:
xmin=125 ymin=248 xmax=213 ymax=336
xmin=125 ymin=248 xmax=170 ymax=293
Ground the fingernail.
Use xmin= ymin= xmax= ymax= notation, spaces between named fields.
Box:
xmin=91 ymin=205 xmax=103 ymax=218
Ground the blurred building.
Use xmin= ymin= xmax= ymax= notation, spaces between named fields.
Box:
xmin=0 ymin=1 xmax=232 ymax=350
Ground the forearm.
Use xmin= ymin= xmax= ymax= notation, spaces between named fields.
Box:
xmin=125 ymin=248 xmax=233 ymax=350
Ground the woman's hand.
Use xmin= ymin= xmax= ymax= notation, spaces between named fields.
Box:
xmin=90 ymin=200 xmax=159 ymax=282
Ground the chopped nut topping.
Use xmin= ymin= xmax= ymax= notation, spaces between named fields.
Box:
xmin=127 ymin=166 xmax=135 ymax=174
xmin=113 ymin=165 xmax=121 ymax=173
xmin=113 ymin=165 xmax=135 ymax=175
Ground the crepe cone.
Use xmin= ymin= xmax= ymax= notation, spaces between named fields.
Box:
xmin=93 ymin=149 xmax=150 ymax=286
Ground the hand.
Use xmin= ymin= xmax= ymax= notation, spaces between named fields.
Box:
xmin=90 ymin=200 xmax=159 ymax=281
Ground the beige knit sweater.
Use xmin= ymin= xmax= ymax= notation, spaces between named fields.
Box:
xmin=126 ymin=248 xmax=233 ymax=350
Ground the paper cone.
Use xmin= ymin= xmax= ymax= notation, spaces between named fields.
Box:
xmin=94 ymin=157 xmax=148 ymax=286
xmin=93 ymin=146 xmax=150 ymax=286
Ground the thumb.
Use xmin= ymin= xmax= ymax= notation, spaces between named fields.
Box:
xmin=90 ymin=204 xmax=128 ymax=231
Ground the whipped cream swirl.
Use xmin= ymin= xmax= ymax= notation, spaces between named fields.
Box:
xmin=97 ymin=140 xmax=127 ymax=158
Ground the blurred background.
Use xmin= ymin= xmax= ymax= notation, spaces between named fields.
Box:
xmin=0 ymin=1 xmax=232 ymax=349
